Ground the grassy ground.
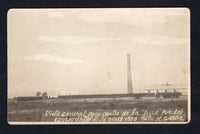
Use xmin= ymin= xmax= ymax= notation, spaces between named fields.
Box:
xmin=7 ymin=97 xmax=188 ymax=122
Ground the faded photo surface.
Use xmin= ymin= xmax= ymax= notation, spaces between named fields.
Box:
xmin=7 ymin=8 xmax=190 ymax=124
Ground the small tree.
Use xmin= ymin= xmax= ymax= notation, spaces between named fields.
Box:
xmin=36 ymin=91 xmax=41 ymax=97
xmin=42 ymin=91 xmax=48 ymax=99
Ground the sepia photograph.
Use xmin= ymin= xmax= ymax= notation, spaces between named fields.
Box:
xmin=7 ymin=8 xmax=190 ymax=124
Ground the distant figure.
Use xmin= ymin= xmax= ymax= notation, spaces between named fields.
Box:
xmin=166 ymin=82 xmax=169 ymax=86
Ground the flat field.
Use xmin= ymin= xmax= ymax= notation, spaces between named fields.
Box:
xmin=7 ymin=97 xmax=188 ymax=123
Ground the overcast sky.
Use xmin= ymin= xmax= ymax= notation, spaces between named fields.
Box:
xmin=8 ymin=8 xmax=190 ymax=98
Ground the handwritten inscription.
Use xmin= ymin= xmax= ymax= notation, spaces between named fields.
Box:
xmin=42 ymin=108 xmax=186 ymax=122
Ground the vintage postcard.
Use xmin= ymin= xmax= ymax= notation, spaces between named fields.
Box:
xmin=7 ymin=8 xmax=190 ymax=124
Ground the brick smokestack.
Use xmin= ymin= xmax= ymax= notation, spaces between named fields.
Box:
xmin=127 ymin=54 xmax=133 ymax=94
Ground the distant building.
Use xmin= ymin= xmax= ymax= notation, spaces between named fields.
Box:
xmin=144 ymin=84 xmax=188 ymax=95
xmin=48 ymin=95 xmax=58 ymax=99
xmin=144 ymin=89 xmax=178 ymax=93
xmin=59 ymin=91 xmax=79 ymax=96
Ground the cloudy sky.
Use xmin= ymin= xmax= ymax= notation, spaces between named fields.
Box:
xmin=8 ymin=8 xmax=190 ymax=98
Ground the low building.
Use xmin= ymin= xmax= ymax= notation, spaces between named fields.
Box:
xmin=144 ymin=83 xmax=188 ymax=95
xmin=48 ymin=96 xmax=58 ymax=99
xmin=59 ymin=91 xmax=79 ymax=96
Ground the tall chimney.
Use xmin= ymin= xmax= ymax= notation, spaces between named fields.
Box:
xmin=127 ymin=54 xmax=133 ymax=94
